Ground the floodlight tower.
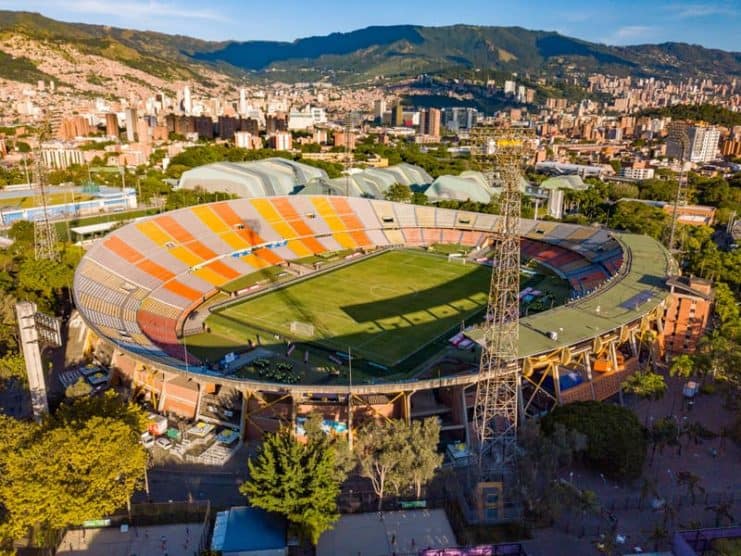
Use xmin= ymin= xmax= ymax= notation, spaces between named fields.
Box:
xmin=470 ymin=126 xmax=532 ymax=477
xmin=32 ymin=119 xmax=58 ymax=261
xmin=667 ymin=122 xmax=690 ymax=260
xmin=343 ymin=112 xmax=357 ymax=197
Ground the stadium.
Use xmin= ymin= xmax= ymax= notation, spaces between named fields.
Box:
xmin=73 ymin=195 xmax=673 ymax=442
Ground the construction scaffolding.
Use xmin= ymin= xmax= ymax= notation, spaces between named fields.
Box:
xmin=470 ymin=126 xmax=533 ymax=477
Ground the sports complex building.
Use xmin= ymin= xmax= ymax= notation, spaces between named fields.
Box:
xmin=73 ymin=194 xmax=678 ymax=444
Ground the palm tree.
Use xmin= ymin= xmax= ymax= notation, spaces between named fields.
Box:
xmin=645 ymin=523 xmax=669 ymax=552
xmin=639 ymin=477 xmax=659 ymax=509
xmin=677 ymin=471 xmax=705 ymax=505
xmin=705 ymin=501 xmax=735 ymax=527
xmin=662 ymin=501 xmax=678 ymax=529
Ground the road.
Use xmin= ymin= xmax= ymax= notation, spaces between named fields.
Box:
xmin=137 ymin=468 xmax=247 ymax=508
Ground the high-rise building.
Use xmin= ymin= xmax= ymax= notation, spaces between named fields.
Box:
xmin=271 ymin=131 xmax=292 ymax=151
xmin=667 ymin=123 xmax=720 ymax=163
xmin=240 ymin=117 xmax=260 ymax=135
xmin=125 ymin=108 xmax=137 ymax=142
xmin=218 ymin=116 xmax=239 ymax=139
xmin=504 ymin=80 xmax=516 ymax=95
xmin=174 ymin=116 xmax=196 ymax=136
xmin=419 ymin=108 xmax=441 ymax=138
xmin=57 ymin=116 xmax=91 ymax=141
xmin=183 ymin=86 xmax=192 ymax=115
xmin=41 ymin=144 xmax=85 ymax=169
xmin=443 ymin=107 xmax=478 ymax=131
xmin=235 ymin=131 xmax=256 ymax=149
xmin=136 ymin=119 xmax=150 ymax=145
xmin=392 ymin=104 xmax=404 ymax=127
xmin=266 ymin=114 xmax=287 ymax=134
xmin=105 ymin=113 xmax=120 ymax=138
xmin=239 ymin=88 xmax=248 ymax=116
xmin=194 ymin=116 xmax=214 ymax=139
xmin=663 ymin=276 xmax=713 ymax=354
xmin=374 ymin=99 xmax=387 ymax=121
xmin=333 ymin=130 xmax=357 ymax=150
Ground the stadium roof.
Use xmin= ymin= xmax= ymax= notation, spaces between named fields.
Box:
xmin=178 ymin=158 xmax=328 ymax=198
xmin=425 ymin=174 xmax=492 ymax=203
xmin=321 ymin=163 xmax=433 ymax=198
xmin=468 ymin=233 xmax=672 ymax=357
xmin=540 ymin=175 xmax=589 ymax=191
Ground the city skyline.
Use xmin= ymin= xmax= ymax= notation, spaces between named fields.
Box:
xmin=1 ymin=0 xmax=740 ymax=52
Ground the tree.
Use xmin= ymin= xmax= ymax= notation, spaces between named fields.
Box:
xmin=411 ymin=191 xmax=428 ymax=206
xmin=542 ymin=401 xmax=647 ymax=479
xmin=240 ymin=426 xmax=341 ymax=546
xmin=610 ymin=201 xmax=669 ymax=240
xmin=517 ymin=422 xmax=586 ymax=520
xmin=0 ymin=352 xmax=25 ymax=387
xmin=353 ymin=418 xmax=441 ymax=508
xmin=648 ymin=418 xmax=680 ymax=464
xmin=638 ymin=477 xmax=659 ymax=509
xmin=705 ymin=501 xmax=734 ymax=527
xmin=669 ymin=354 xmax=694 ymax=379
xmin=384 ymin=183 xmax=412 ymax=203
xmin=0 ymin=414 xmax=146 ymax=542
xmin=638 ymin=178 xmax=676 ymax=202
xmin=405 ymin=418 xmax=443 ymax=499
xmin=53 ymin=390 xmax=147 ymax=433
xmin=645 ymin=523 xmax=669 ymax=552
xmin=676 ymin=471 xmax=705 ymax=505
xmin=353 ymin=420 xmax=408 ymax=509
xmin=622 ymin=370 xmax=667 ymax=400
xmin=65 ymin=377 xmax=92 ymax=398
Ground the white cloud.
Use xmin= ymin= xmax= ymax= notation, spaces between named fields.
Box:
xmin=671 ymin=3 xmax=738 ymax=18
xmin=612 ymin=25 xmax=656 ymax=41
xmin=0 ymin=0 xmax=226 ymax=22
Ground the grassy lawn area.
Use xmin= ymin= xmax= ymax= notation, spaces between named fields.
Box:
xmin=429 ymin=243 xmax=471 ymax=255
xmin=218 ymin=266 xmax=291 ymax=294
xmin=205 ymin=250 xmax=491 ymax=367
xmin=13 ymin=193 xmax=95 ymax=208
xmin=290 ymin=248 xmax=358 ymax=266
xmin=55 ymin=208 xmax=160 ymax=241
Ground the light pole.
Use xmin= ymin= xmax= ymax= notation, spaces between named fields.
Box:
xmin=667 ymin=124 xmax=690 ymax=262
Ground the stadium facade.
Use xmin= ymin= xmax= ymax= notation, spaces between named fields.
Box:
xmin=73 ymin=196 xmax=674 ymax=442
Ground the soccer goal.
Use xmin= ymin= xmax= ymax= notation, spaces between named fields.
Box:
xmin=447 ymin=253 xmax=467 ymax=264
xmin=289 ymin=321 xmax=315 ymax=337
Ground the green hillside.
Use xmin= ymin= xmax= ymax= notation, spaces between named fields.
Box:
xmin=0 ymin=11 xmax=738 ymax=86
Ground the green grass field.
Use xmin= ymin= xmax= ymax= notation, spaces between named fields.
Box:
xmin=206 ymin=250 xmax=491 ymax=366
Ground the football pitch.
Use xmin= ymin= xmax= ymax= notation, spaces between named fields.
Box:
xmin=207 ymin=250 xmax=491 ymax=366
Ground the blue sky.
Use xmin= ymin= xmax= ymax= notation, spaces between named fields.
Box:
xmin=2 ymin=0 xmax=739 ymax=50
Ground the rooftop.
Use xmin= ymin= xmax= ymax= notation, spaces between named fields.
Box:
xmin=211 ymin=506 xmax=286 ymax=553
xmin=469 ymin=233 xmax=672 ymax=357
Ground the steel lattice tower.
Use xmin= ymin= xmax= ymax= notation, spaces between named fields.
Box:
xmin=33 ymin=120 xmax=58 ymax=261
xmin=667 ymin=122 xmax=690 ymax=261
xmin=343 ymin=112 xmax=358 ymax=197
xmin=470 ymin=126 xmax=532 ymax=476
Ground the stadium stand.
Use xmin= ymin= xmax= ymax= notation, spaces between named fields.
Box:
xmin=74 ymin=195 xmax=632 ymax=373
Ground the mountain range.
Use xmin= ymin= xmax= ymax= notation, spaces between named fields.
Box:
xmin=0 ymin=10 xmax=739 ymax=88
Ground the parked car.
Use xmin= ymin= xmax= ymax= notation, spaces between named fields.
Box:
xmin=155 ymin=437 xmax=172 ymax=450
xmin=140 ymin=432 xmax=155 ymax=449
